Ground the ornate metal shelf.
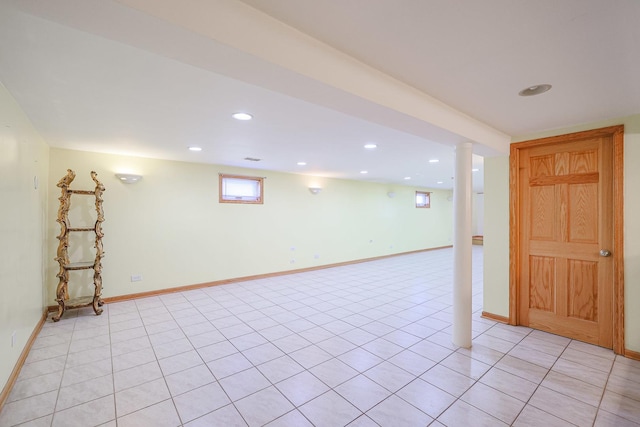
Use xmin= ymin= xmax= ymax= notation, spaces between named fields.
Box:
xmin=63 ymin=296 xmax=96 ymax=309
xmin=53 ymin=169 xmax=105 ymax=322
xmin=64 ymin=262 xmax=95 ymax=271
xmin=68 ymin=189 xmax=96 ymax=195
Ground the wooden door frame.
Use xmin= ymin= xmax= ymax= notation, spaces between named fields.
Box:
xmin=509 ymin=125 xmax=625 ymax=354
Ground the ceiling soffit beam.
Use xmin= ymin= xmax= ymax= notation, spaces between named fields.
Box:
xmin=116 ymin=0 xmax=510 ymax=155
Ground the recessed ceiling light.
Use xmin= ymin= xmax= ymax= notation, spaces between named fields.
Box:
xmin=188 ymin=146 xmax=202 ymax=152
xmin=428 ymin=159 xmax=439 ymax=163
xmin=364 ymin=143 xmax=377 ymax=149
xmin=360 ymin=170 xmax=368 ymax=174
xmin=437 ymin=181 xmax=444 ymax=184
xmin=232 ymin=112 xmax=253 ymax=120
xmin=297 ymin=162 xmax=307 ymax=166
xmin=518 ymin=84 xmax=552 ymax=97
xmin=472 ymin=168 xmax=479 ymax=172
xmin=403 ymin=176 xmax=411 ymax=180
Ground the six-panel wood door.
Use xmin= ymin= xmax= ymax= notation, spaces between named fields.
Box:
xmin=518 ymin=134 xmax=614 ymax=347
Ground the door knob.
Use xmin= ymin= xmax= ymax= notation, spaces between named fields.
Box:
xmin=600 ymin=249 xmax=612 ymax=257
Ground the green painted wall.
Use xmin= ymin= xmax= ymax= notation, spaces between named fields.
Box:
xmin=47 ymin=148 xmax=454 ymax=303
xmin=482 ymin=155 xmax=510 ymax=317
xmin=0 ymin=83 xmax=49 ymax=391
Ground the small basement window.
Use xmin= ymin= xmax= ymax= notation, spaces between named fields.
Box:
xmin=219 ymin=174 xmax=264 ymax=204
xmin=415 ymin=191 xmax=431 ymax=208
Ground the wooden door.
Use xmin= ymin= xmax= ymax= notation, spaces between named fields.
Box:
xmin=511 ymin=126 xmax=624 ymax=350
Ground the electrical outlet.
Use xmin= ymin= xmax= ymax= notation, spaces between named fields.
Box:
xmin=314 ymin=254 xmax=320 ymax=259
xmin=131 ymin=274 xmax=143 ymax=282
xmin=11 ymin=331 xmax=16 ymax=347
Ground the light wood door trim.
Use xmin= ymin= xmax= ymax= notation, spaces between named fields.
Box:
xmin=509 ymin=125 xmax=624 ymax=354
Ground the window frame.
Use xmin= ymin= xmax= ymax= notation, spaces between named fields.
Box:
xmin=415 ymin=191 xmax=431 ymax=208
xmin=218 ymin=173 xmax=264 ymax=204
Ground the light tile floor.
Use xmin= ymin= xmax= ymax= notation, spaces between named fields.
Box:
xmin=1 ymin=247 xmax=640 ymax=426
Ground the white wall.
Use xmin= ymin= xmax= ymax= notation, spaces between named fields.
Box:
xmin=483 ymin=115 xmax=640 ymax=352
xmin=47 ymin=148 xmax=454 ymax=302
xmin=0 ymin=83 xmax=49 ymax=391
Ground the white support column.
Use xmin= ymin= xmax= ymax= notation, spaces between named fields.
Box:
xmin=452 ymin=141 xmax=473 ymax=348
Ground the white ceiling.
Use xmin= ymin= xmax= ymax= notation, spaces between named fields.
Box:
xmin=1 ymin=0 xmax=639 ymax=192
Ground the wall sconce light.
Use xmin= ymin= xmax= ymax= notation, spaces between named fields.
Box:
xmin=115 ymin=173 xmax=143 ymax=184
xmin=387 ymin=191 xmax=396 ymax=198
xmin=308 ymin=187 xmax=322 ymax=195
